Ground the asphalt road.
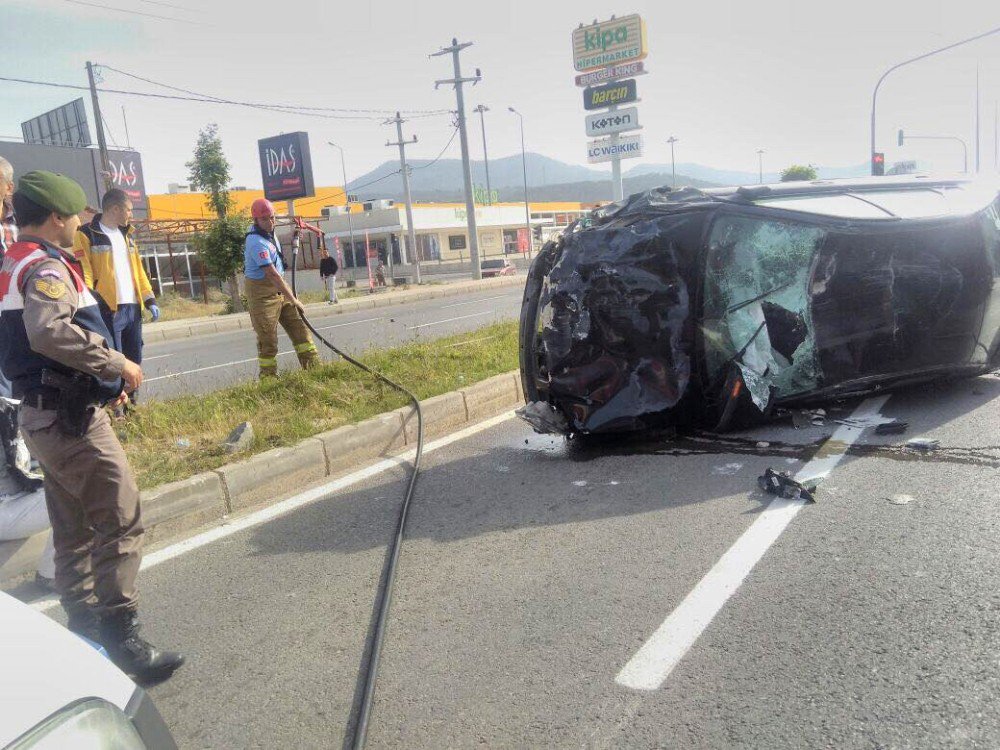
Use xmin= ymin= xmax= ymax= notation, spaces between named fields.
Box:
xmin=140 ymin=285 xmax=525 ymax=400
xmin=45 ymin=372 xmax=999 ymax=748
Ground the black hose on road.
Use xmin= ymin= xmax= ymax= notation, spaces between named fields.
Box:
xmin=291 ymin=230 xmax=424 ymax=749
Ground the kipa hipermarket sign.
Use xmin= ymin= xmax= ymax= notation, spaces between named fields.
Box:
xmin=258 ymin=131 xmax=316 ymax=202
xmin=572 ymin=14 xmax=647 ymax=72
xmin=587 ymin=134 xmax=643 ymax=164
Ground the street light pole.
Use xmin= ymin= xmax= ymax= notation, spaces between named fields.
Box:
xmin=473 ymin=104 xmax=492 ymax=205
xmin=328 ymin=141 xmax=358 ymax=283
xmin=666 ymin=136 xmax=678 ymax=188
xmin=869 ymin=25 xmax=1000 ymax=174
xmin=509 ymin=107 xmax=532 ymax=258
xmin=756 ymin=149 xmax=765 ymax=184
xmin=900 ymin=132 xmax=969 ymax=172
xmin=432 ymin=38 xmax=483 ymax=280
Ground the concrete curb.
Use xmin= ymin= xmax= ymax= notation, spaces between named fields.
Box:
xmin=0 ymin=369 xmax=526 ymax=590
xmin=145 ymin=275 xmax=525 ymax=343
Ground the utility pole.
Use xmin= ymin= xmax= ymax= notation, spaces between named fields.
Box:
xmin=432 ymin=38 xmax=483 ymax=280
xmin=666 ymin=136 xmax=679 ymax=188
xmin=386 ymin=112 xmax=421 ymax=284
xmin=756 ymin=149 xmax=765 ymax=183
xmin=86 ymin=61 xmax=111 ymax=189
xmin=473 ymin=104 xmax=492 ymax=205
xmin=975 ymin=64 xmax=981 ymax=173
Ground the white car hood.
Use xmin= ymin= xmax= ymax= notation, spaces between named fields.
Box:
xmin=0 ymin=592 xmax=136 ymax=746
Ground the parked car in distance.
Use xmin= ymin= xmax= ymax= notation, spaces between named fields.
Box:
xmin=481 ymin=258 xmax=518 ymax=278
xmin=0 ymin=591 xmax=177 ymax=749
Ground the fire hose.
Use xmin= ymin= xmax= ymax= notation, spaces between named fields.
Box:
xmin=290 ymin=218 xmax=424 ymax=749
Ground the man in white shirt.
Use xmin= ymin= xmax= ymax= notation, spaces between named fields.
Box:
xmin=73 ymin=189 xmax=158 ymax=405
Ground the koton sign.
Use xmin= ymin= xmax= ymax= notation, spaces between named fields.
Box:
xmin=587 ymin=134 xmax=644 ymax=164
xmin=585 ymin=106 xmax=640 ymax=137
xmin=572 ymin=14 xmax=647 ymax=72
xmin=258 ymin=131 xmax=316 ymax=202
xmin=583 ymin=78 xmax=637 ymax=111
xmin=575 ymin=60 xmax=646 ymax=88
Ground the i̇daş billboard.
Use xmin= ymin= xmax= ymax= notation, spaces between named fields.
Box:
xmin=258 ymin=131 xmax=315 ymax=202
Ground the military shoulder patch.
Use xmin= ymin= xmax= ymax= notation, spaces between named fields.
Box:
xmin=35 ymin=268 xmax=63 ymax=280
xmin=34 ymin=278 xmax=67 ymax=300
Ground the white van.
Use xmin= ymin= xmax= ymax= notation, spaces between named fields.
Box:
xmin=0 ymin=592 xmax=176 ymax=749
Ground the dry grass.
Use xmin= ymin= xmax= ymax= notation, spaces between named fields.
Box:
xmin=155 ymin=290 xmax=228 ymax=321
xmin=118 ymin=321 xmax=519 ymax=489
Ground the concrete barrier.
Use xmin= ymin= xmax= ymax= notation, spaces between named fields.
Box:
xmin=1 ymin=369 xmax=526 ymax=590
xmin=215 ymin=438 xmax=327 ymax=513
xmin=315 ymin=411 xmax=407 ymax=479
xmin=461 ymin=372 xmax=522 ymax=422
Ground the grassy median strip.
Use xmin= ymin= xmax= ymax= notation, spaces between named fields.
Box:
xmin=119 ymin=321 xmax=519 ymax=489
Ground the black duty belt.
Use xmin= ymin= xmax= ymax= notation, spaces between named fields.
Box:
xmin=21 ymin=388 xmax=62 ymax=411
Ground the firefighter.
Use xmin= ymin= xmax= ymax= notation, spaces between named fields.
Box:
xmin=1 ymin=171 xmax=184 ymax=681
xmin=244 ymin=198 xmax=319 ymax=377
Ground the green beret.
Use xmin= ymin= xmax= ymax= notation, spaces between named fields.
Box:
xmin=17 ymin=171 xmax=87 ymax=216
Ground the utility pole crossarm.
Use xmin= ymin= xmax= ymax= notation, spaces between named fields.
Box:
xmin=385 ymin=112 xmax=421 ymax=284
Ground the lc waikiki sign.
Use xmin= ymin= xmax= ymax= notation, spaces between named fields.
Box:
xmin=572 ymin=14 xmax=647 ymax=72
xmin=257 ymin=131 xmax=316 ymax=202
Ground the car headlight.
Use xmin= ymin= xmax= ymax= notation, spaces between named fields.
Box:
xmin=7 ymin=697 xmax=146 ymax=750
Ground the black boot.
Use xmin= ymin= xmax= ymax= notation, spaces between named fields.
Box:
xmin=100 ymin=609 xmax=185 ymax=682
xmin=64 ymin=604 xmax=101 ymax=643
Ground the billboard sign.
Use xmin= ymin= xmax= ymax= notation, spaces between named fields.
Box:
xmin=587 ymin=135 xmax=644 ymax=164
xmin=104 ymin=149 xmax=147 ymax=211
xmin=575 ymin=60 xmax=646 ymax=88
xmin=585 ymin=107 xmax=640 ymax=137
xmin=21 ymin=98 xmax=92 ymax=147
xmin=258 ymin=131 xmax=315 ymax=202
xmin=572 ymin=14 xmax=647 ymax=72
xmin=583 ymin=79 xmax=637 ymax=111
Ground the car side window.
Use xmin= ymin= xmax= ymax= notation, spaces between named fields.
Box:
xmin=703 ymin=214 xmax=826 ymax=403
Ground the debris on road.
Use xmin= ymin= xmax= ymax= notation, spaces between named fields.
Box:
xmin=756 ymin=441 xmax=771 ymax=449
xmin=875 ymin=420 xmax=908 ymax=435
xmin=889 ymin=494 xmax=915 ymax=505
xmin=712 ymin=462 xmax=744 ymax=475
xmin=757 ymin=467 xmax=817 ymax=502
xmin=224 ymin=421 xmax=254 ymax=454
xmin=905 ymin=438 xmax=940 ymax=452
xmin=517 ymin=401 xmax=568 ymax=434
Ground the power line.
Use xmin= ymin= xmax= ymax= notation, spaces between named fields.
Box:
xmin=98 ymin=65 xmax=450 ymax=117
xmin=138 ymin=0 xmax=194 ymax=11
xmin=0 ymin=75 xmax=421 ymax=121
xmin=412 ymin=126 xmax=459 ymax=170
xmin=62 ymin=0 xmax=207 ymax=25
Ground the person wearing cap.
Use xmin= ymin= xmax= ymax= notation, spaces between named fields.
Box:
xmin=73 ymin=188 xmax=158 ymax=406
xmin=244 ymin=198 xmax=319 ymax=377
xmin=0 ymin=171 xmax=184 ymax=682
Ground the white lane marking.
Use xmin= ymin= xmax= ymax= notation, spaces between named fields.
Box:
xmin=407 ymin=310 xmax=496 ymax=330
xmin=142 ymin=353 xmax=172 ymax=362
xmin=615 ymin=395 xmax=891 ymax=691
xmin=30 ymin=410 xmax=517 ymax=614
xmin=440 ymin=294 xmax=509 ymax=309
xmin=313 ymin=316 xmax=383 ymax=332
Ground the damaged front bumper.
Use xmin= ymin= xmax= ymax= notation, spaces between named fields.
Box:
xmin=519 ymin=178 xmax=1000 ymax=435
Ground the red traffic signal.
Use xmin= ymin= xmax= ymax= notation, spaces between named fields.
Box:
xmin=871 ymin=151 xmax=885 ymax=176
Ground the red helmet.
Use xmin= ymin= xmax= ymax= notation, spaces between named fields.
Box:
xmin=251 ymin=198 xmax=275 ymax=220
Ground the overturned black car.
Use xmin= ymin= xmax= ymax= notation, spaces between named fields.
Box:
xmin=519 ymin=176 xmax=1000 ymax=435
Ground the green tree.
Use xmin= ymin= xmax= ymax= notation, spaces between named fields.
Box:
xmin=780 ymin=164 xmax=818 ymax=182
xmin=186 ymin=124 xmax=243 ymax=311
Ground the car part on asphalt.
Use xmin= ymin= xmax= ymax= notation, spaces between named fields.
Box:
xmin=519 ymin=177 xmax=1000 ymax=436
xmin=290 ymin=219 xmax=423 ymax=750
xmin=757 ymin=467 xmax=817 ymax=503
xmin=906 ymin=438 xmax=940 ymax=451
xmin=874 ymin=420 xmax=909 ymax=435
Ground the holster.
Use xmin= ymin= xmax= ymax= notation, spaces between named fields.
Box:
xmin=40 ymin=369 xmax=97 ymax=438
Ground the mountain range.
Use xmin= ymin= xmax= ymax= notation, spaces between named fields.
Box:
xmin=347 ymin=153 xmax=873 ymax=203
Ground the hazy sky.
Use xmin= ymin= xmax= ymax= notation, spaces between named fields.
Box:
xmin=2 ymin=0 xmax=999 ymax=192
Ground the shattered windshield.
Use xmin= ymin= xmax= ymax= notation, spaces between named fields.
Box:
xmin=702 ymin=215 xmax=826 ymax=406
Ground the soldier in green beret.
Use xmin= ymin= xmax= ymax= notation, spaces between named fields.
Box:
xmin=0 ymin=171 xmax=184 ymax=682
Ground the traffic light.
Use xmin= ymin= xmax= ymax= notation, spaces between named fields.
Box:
xmin=897 ymin=129 xmax=905 ymax=147
xmin=871 ymin=152 xmax=885 ymax=176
